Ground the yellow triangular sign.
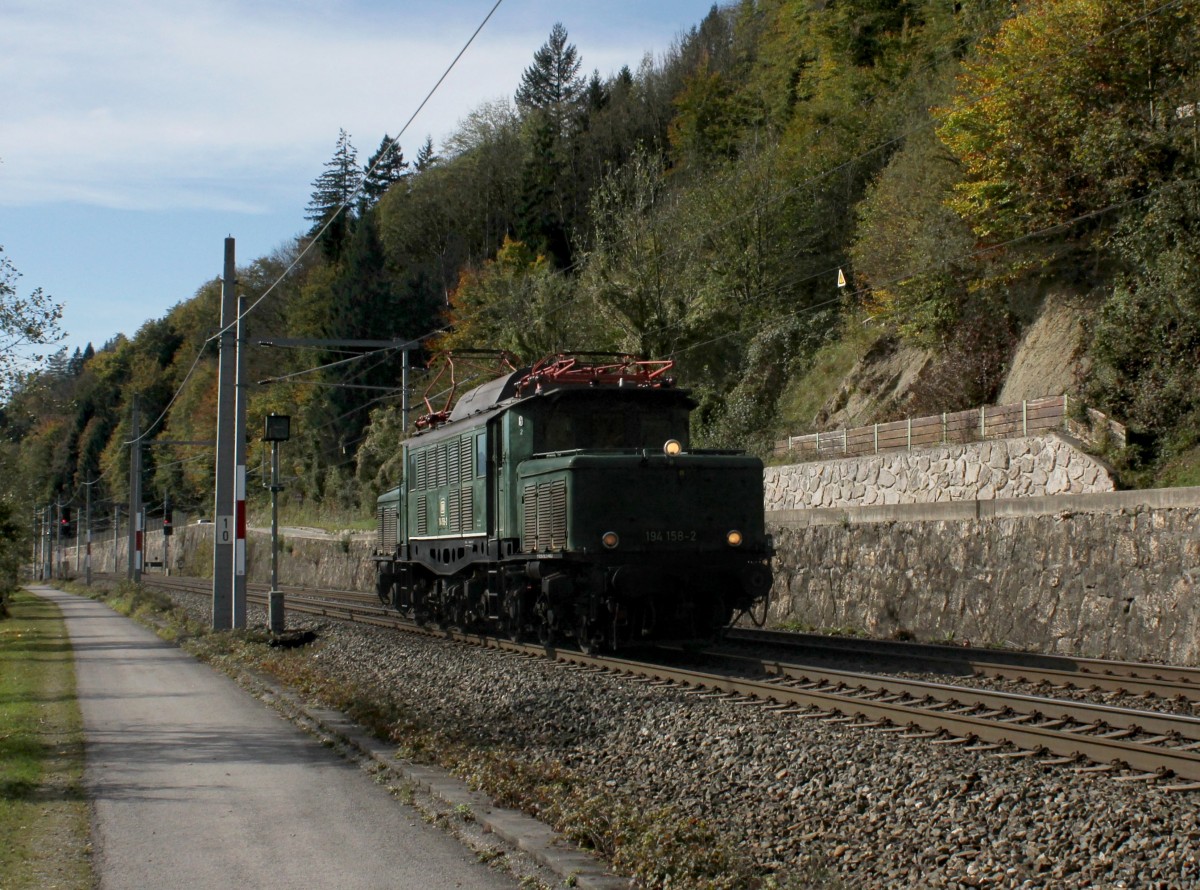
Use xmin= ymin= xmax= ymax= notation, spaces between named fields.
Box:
xmin=837 ymin=268 xmax=846 ymax=288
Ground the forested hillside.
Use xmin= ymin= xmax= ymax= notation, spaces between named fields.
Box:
xmin=4 ymin=0 xmax=1200 ymax=537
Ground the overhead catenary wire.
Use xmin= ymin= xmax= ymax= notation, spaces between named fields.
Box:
xmin=668 ymin=175 xmax=1200 ymax=364
xmin=105 ymin=0 xmax=1193 ymax=459
xmin=173 ymin=0 xmax=1194 ymax=401
xmin=410 ymin=0 xmax=1193 ymax=347
xmin=211 ymin=0 xmax=507 ymax=343
xmin=121 ymin=0 xmax=506 ymax=446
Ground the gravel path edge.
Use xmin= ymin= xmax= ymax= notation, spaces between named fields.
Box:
xmin=232 ymin=662 xmax=628 ymax=890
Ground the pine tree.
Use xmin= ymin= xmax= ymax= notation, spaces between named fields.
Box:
xmin=514 ymin=23 xmax=586 ymax=265
xmin=305 ymin=129 xmax=362 ymax=261
xmin=361 ymin=134 xmax=408 ymax=211
xmin=515 ymin=23 xmax=584 ymax=136
xmin=414 ymin=135 xmax=439 ymax=173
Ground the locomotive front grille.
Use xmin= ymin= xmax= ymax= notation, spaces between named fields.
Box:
xmin=523 ymin=480 xmax=567 ymax=551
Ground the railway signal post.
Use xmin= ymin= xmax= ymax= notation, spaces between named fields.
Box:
xmin=263 ymin=414 xmax=290 ymax=633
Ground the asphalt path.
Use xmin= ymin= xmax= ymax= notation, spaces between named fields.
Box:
xmin=32 ymin=586 xmax=522 ymax=890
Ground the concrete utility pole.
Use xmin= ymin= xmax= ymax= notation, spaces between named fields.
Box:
xmin=43 ymin=506 xmax=51 ymax=581
xmin=128 ymin=397 xmax=142 ymax=583
xmin=85 ymin=480 xmax=92 ymax=586
xmin=212 ymin=237 xmax=237 ymax=630
xmin=33 ymin=508 xmax=41 ymax=580
xmin=233 ymin=295 xmax=248 ymax=629
xmin=54 ymin=501 xmax=62 ymax=579
xmin=402 ymin=348 xmax=410 ymax=433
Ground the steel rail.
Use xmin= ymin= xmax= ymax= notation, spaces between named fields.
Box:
xmin=726 ymin=627 xmax=1200 ymax=700
xmin=698 ymin=653 xmax=1200 ymax=740
xmin=539 ymin=651 xmax=1200 ymax=784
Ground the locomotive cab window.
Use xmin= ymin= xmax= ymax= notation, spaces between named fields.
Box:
xmin=535 ymin=392 xmax=692 ymax=453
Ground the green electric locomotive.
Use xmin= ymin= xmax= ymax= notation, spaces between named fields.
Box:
xmin=372 ymin=354 xmax=772 ymax=650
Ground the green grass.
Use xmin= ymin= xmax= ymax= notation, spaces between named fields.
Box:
xmin=0 ymin=589 xmax=91 ymax=889
xmin=1154 ymin=443 xmax=1200 ymax=489
xmin=246 ymin=501 xmax=374 ymax=533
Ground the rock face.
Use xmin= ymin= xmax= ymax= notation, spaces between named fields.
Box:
xmin=769 ymin=495 xmax=1200 ymax=665
xmin=765 ymin=434 xmax=1114 ymax=510
xmin=998 ymin=296 xmax=1089 ymax=405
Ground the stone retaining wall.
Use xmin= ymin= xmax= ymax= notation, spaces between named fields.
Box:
xmin=69 ymin=485 xmax=1200 ymax=666
xmin=764 ymin=433 xmax=1114 ymax=511
xmin=76 ymin=524 xmax=377 ymax=594
xmin=768 ymin=487 xmax=1200 ymax=665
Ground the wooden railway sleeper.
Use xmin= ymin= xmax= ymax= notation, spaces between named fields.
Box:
xmin=1059 ymin=721 xmax=1104 ymax=734
xmin=1163 ymin=781 xmax=1200 ymax=792
xmin=921 ymin=701 xmax=960 ymax=712
xmin=995 ymin=748 xmax=1047 ymax=759
xmin=1037 ymin=755 xmax=1081 ymax=767
xmin=1032 ymin=718 xmax=1070 ymax=730
xmin=1113 ymin=770 xmax=1169 ymax=783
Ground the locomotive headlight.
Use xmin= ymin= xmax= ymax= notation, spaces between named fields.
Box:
xmin=726 ymin=530 xmax=744 ymax=547
xmin=663 ymin=439 xmax=682 ymax=456
xmin=601 ymin=531 xmax=620 ymax=549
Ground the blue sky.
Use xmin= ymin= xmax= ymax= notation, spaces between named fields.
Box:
xmin=0 ymin=0 xmax=721 ymax=357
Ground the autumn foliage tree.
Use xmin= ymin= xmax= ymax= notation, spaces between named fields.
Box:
xmin=937 ymin=0 xmax=1200 ymax=242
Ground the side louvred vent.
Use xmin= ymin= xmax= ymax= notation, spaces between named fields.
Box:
xmin=377 ymin=506 xmax=398 ymax=550
xmin=522 ymin=480 xmax=567 ymax=551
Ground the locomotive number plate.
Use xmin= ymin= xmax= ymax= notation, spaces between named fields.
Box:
xmin=645 ymin=529 xmax=697 ymax=543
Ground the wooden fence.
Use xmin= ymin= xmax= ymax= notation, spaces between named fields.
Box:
xmin=773 ymin=395 xmax=1126 ymax=461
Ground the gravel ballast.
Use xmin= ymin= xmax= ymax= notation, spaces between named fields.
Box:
xmin=165 ymin=588 xmax=1200 ymax=889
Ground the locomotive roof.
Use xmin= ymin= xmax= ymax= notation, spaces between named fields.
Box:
xmin=403 ymin=367 xmax=692 ymax=447
xmin=448 ymin=367 xmax=529 ymax=422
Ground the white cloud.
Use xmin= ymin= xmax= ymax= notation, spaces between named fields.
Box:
xmin=1 ymin=1 xmax=708 ymax=212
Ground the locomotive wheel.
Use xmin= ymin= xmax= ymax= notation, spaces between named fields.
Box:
xmin=576 ymin=616 xmax=600 ymax=655
xmin=534 ymin=594 xmax=557 ymax=646
xmin=502 ymin=592 xmax=525 ymax=642
xmin=375 ymin=572 xmax=394 ymax=607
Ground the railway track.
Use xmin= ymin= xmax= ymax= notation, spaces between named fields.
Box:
xmin=726 ymin=626 xmax=1200 ymax=701
xmin=111 ymin=573 xmax=1200 ymax=789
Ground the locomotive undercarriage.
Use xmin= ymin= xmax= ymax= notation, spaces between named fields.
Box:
xmin=375 ymin=552 xmax=766 ymax=652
